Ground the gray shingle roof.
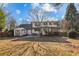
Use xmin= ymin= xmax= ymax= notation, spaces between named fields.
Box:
xmin=17 ymin=24 xmax=32 ymax=30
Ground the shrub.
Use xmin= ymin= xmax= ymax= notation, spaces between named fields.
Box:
xmin=59 ymin=32 xmax=67 ymax=37
xmin=8 ymin=30 xmax=14 ymax=37
xmin=44 ymin=32 xmax=59 ymax=36
xmin=53 ymin=32 xmax=59 ymax=36
xmin=56 ymin=32 xmax=65 ymax=37
xmin=47 ymin=32 xmax=53 ymax=36
xmin=68 ymin=29 xmax=77 ymax=38
xmin=76 ymin=32 xmax=79 ymax=37
xmin=73 ymin=30 xmax=79 ymax=37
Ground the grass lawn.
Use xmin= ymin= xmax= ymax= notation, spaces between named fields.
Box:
xmin=0 ymin=36 xmax=79 ymax=56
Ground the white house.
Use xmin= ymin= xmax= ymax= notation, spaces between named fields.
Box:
xmin=14 ymin=24 xmax=32 ymax=36
xmin=14 ymin=21 xmax=59 ymax=36
xmin=32 ymin=21 xmax=59 ymax=35
xmin=14 ymin=28 xmax=26 ymax=36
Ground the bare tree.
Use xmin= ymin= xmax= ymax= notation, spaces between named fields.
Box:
xmin=28 ymin=7 xmax=50 ymax=35
xmin=60 ymin=19 xmax=71 ymax=32
xmin=9 ymin=17 xmax=16 ymax=30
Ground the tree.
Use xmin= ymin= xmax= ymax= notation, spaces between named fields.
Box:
xmin=75 ymin=14 xmax=79 ymax=31
xmin=64 ymin=3 xmax=79 ymax=31
xmin=60 ymin=19 xmax=70 ymax=32
xmin=0 ymin=3 xmax=11 ymax=32
xmin=28 ymin=7 xmax=50 ymax=35
xmin=9 ymin=17 xmax=16 ymax=30
xmin=0 ymin=8 xmax=6 ymax=31
xmin=56 ymin=3 xmax=79 ymax=32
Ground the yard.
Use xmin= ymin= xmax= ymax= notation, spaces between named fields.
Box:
xmin=0 ymin=36 xmax=79 ymax=56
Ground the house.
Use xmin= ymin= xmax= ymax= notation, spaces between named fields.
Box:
xmin=14 ymin=28 xmax=26 ymax=36
xmin=14 ymin=24 xmax=32 ymax=36
xmin=14 ymin=21 xmax=59 ymax=36
xmin=32 ymin=21 xmax=59 ymax=35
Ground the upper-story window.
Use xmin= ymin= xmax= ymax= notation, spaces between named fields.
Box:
xmin=53 ymin=22 xmax=57 ymax=25
xmin=35 ymin=22 xmax=40 ymax=26
xmin=34 ymin=28 xmax=40 ymax=31
xmin=49 ymin=22 xmax=52 ymax=25
xmin=43 ymin=22 xmax=48 ymax=25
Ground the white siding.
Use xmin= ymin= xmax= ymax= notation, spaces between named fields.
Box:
xmin=14 ymin=28 xmax=26 ymax=36
xmin=27 ymin=30 xmax=31 ymax=35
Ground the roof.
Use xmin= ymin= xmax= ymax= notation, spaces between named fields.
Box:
xmin=17 ymin=24 xmax=32 ymax=30
xmin=32 ymin=20 xmax=58 ymax=23
xmin=14 ymin=28 xmax=25 ymax=30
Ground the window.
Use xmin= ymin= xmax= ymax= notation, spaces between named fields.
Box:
xmin=53 ymin=22 xmax=57 ymax=25
xmin=22 ymin=29 xmax=24 ymax=31
xmin=34 ymin=28 xmax=40 ymax=31
xmin=43 ymin=22 xmax=47 ymax=25
xmin=49 ymin=22 xmax=52 ymax=25
xmin=35 ymin=23 xmax=40 ymax=26
xmin=16 ymin=30 xmax=20 ymax=32
xmin=22 ymin=29 xmax=26 ymax=33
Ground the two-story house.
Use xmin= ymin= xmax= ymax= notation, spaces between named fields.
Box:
xmin=14 ymin=21 xmax=59 ymax=36
xmin=32 ymin=21 xmax=59 ymax=35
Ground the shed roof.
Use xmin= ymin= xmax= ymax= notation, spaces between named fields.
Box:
xmin=17 ymin=24 xmax=32 ymax=30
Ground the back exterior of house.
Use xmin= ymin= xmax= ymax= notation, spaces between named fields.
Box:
xmin=14 ymin=21 xmax=59 ymax=36
xmin=32 ymin=21 xmax=59 ymax=35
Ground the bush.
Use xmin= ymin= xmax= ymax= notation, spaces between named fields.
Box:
xmin=44 ymin=32 xmax=59 ymax=36
xmin=47 ymin=32 xmax=53 ymax=36
xmin=53 ymin=32 xmax=59 ymax=36
xmin=76 ymin=32 xmax=79 ymax=37
xmin=68 ymin=30 xmax=77 ymax=38
xmin=8 ymin=30 xmax=14 ymax=37
xmin=59 ymin=32 xmax=67 ymax=37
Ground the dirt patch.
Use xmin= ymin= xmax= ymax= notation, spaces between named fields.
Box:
xmin=0 ymin=37 xmax=79 ymax=56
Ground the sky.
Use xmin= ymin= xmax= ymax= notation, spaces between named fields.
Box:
xmin=1 ymin=3 xmax=79 ymax=25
